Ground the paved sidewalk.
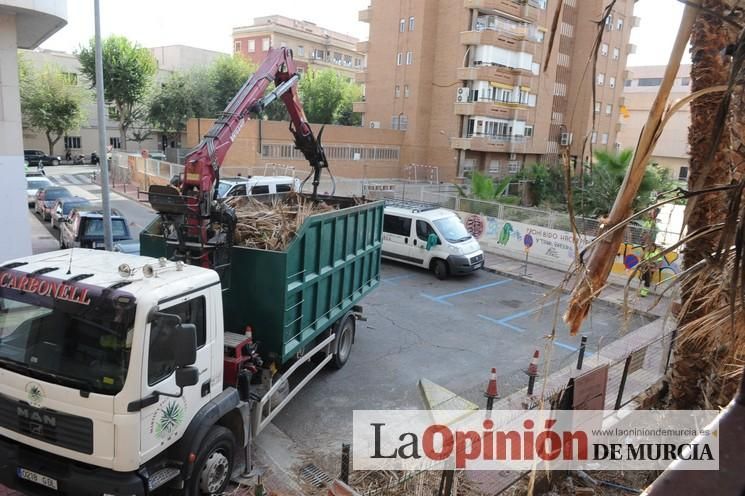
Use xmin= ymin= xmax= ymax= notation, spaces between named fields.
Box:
xmin=482 ymin=250 xmax=674 ymax=318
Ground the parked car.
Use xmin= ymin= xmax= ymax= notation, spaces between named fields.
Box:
xmin=59 ymin=208 xmax=131 ymax=249
xmin=26 ymin=176 xmax=53 ymax=207
xmin=34 ymin=186 xmax=72 ymax=220
xmin=24 ymin=149 xmax=61 ymax=167
xmin=148 ymin=151 xmax=167 ymax=161
xmin=381 ymin=200 xmax=484 ymax=280
xmin=216 ymin=175 xmax=301 ymax=198
xmin=113 ymin=239 xmax=140 ymax=255
xmin=50 ymin=197 xmax=91 ymax=229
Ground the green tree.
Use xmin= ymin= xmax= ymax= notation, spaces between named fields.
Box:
xmin=208 ymin=55 xmax=256 ymax=112
xmin=335 ymin=81 xmax=363 ymax=126
xmin=520 ymin=163 xmax=566 ymax=207
xmin=574 ymin=149 xmax=674 ymax=217
xmin=298 ymin=69 xmax=357 ymax=124
xmin=149 ymin=72 xmax=193 ymax=144
xmin=76 ymin=36 xmax=157 ymax=151
xmin=20 ymin=64 xmax=87 ymax=155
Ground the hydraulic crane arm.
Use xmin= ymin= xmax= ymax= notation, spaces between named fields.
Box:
xmin=148 ymin=47 xmax=329 ymax=269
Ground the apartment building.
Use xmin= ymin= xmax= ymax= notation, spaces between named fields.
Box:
xmin=232 ymin=15 xmax=364 ymax=80
xmin=617 ymin=64 xmax=692 ymax=181
xmin=356 ymin=0 xmax=638 ymax=180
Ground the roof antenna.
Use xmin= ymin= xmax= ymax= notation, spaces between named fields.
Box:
xmin=66 ymin=248 xmax=74 ymax=275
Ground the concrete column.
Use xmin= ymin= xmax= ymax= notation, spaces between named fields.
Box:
xmin=0 ymin=14 xmax=32 ymax=260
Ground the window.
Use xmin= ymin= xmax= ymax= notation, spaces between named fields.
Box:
xmin=416 ymin=220 xmax=436 ymax=242
xmin=333 ymin=51 xmax=342 ymax=63
xmin=400 ymin=18 xmax=406 ymax=32
xmin=228 ymin=184 xmax=246 ymax=197
xmin=591 ymin=131 xmax=597 ymax=144
xmin=601 ymin=133 xmax=609 ymax=144
xmin=262 ymin=37 xmax=270 ymax=51
xmin=406 ymin=51 xmax=413 ymax=65
xmin=597 ymin=73 xmax=605 ymax=86
xmin=276 ymin=183 xmax=292 ymax=193
xmin=62 ymin=72 xmax=78 ymax=85
xmin=508 ymin=161 xmax=520 ymax=174
xmin=605 ymin=14 xmax=613 ymax=30
xmin=64 ymin=136 xmax=81 ymax=149
xmin=524 ymin=125 xmax=533 ymax=137
xmin=396 ymin=52 xmax=403 ymax=65
xmin=638 ymin=77 xmax=663 ymax=87
xmin=680 ymin=77 xmax=690 ymax=86
xmin=617 ymin=18 xmax=624 ymax=31
xmin=354 ymin=57 xmax=361 ymax=67
xmin=109 ymin=137 xmax=121 ymax=149
xmin=612 ymin=47 xmax=620 ymax=60
xmin=625 ymin=79 xmax=632 ymax=87
xmin=383 ymin=214 xmax=411 ymax=236
xmin=251 ymin=185 xmax=270 ymax=195
xmin=600 ymin=43 xmax=608 ymax=57
xmin=395 ymin=85 xmax=401 ymax=98
xmin=409 ymin=16 xmax=415 ymax=31
xmin=392 ymin=115 xmax=400 ymax=129
xmin=404 ymin=84 xmax=410 ymax=98
xmin=234 ymin=41 xmax=241 ymax=53
xmin=489 ymin=160 xmax=500 ymax=173
xmin=399 ymin=115 xmax=408 ymax=131
xmin=298 ymin=45 xmax=305 ymax=56
xmin=594 ymin=101 xmax=601 ymax=113
xmin=609 ymin=76 xmax=616 ymax=88
xmin=679 ymin=166 xmax=688 ymax=180
xmin=606 ymin=104 xmax=613 ymax=115
xmin=248 ymin=40 xmax=255 ymax=52
xmin=147 ymin=297 xmax=206 ymax=386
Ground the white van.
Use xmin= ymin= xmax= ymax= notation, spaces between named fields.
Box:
xmin=382 ymin=201 xmax=484 ymax=279
xmin=217 ymin=175 xmax=301 ymax=198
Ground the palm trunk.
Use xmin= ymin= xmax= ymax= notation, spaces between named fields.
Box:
xmin=670 ymin=0 xmax=740 ymax=408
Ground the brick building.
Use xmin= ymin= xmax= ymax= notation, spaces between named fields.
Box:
xmin=355 ymin=0 xmax=639 ymax=181
xmin=232 ymin=15 xmax=364 ymax=80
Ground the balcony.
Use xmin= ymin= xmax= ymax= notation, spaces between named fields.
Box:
xmin=359 ymin=7 xmax=372 ymax=23
xmin=356 ymin=41 xmax=369 ymax=53
xmin=464 ymin=0 xmax=539 ymax=22
xmin=451 ymin=134 xmax=528 ymax=153
xmin=456 ymin=65 xmax=533 ymax=89
xmin=353 ymin=101 xmax=366 ymax=113
xmin=454 ymin=100 xmax=529 ymax=121
xmin=354 ymin=71 xmax=367 ymax=84
xmin=460 ymin=30 xmax=537 ymax=55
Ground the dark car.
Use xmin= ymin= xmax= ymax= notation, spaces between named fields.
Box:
xmin=24 ymin=149 xmax=61 ymax=167
xmin=34 ymin=186 xmax=72 ymax=220
xmin=59 ymin=209 xmax=131 ymax=249
xmin=50 ymin=197 xmax=91 ymax=229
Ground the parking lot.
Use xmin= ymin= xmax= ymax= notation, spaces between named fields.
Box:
xmin=273 ymin=259 xmax=654 ymax=457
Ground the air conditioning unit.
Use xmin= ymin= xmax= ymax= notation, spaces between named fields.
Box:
xmin=509 ymin=153 xmax=517 ymax=160
xmin=369 ymin=121 xmax=381 ymax=129
xmin=559 ymin=132 xmax=573 ymax=146
xmin=456 ymin=87 xmax=470 ymax=103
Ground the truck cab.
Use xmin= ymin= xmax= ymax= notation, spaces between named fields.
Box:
xmin=382 ymin=200 xmax=484 ymax=279
xmin=0 ymin=250 xmax=233 ymax=495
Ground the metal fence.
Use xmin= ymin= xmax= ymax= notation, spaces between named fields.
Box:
xmin=418 ymin=190 xmax=681 ymax=248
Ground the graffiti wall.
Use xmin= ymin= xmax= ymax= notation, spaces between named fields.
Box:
xmin=458 ymin=212 xmax=680 ymax=283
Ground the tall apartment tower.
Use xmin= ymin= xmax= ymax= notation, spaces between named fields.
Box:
xmin=356 ymin=0 xmax=638 ymax=181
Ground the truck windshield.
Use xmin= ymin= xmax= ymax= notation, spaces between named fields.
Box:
xmin=0 ymin=272 xmax=137 ymax=395
xmin=433 ymin=216 xmax=472 ymax=243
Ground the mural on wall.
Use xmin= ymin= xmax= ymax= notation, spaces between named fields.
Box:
xmin=459 ymin=212 xmax=681 ymax=284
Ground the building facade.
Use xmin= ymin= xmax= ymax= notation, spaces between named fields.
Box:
xmin=356 ymin=0 xmax=638 ymax=181
xmin=232 ymin=15 xmax=364 ymax=80
xmin=20 ymin=45 xmax=225 ymax=157
xmin=617 ymin=64 xmax=691 ymax=181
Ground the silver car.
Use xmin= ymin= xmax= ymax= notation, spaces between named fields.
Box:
xmin=26 ymin=176 xmax=53 ymax=207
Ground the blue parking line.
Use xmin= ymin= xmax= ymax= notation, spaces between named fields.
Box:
xmin=382 ymin=274 xmax=414 ymax=284
xmin=554 ymin=340 xmax=580 ymax=352
xmin=478 ymin=314 xmax=524 ymax=333
xmin=420 ymin=279 xmax=511 ymax=304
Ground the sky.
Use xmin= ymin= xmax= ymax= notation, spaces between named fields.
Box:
xmin=40 ymin=0 xmax=688 ymax=67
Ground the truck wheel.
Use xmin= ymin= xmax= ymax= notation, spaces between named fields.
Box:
xmin=187 ymin=426 xmax=235 ymax=496
xmin=332 ymin=315 xmax=355 ymax=369
xmin=432 ymin=259 xmax=449 ymax=280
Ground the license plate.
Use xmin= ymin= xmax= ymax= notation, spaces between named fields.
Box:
xmin=17 ymin=467 xmax=58 ymax=490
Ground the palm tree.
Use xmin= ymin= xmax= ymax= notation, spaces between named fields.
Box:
xmin=670 ymin=0 xmax=742 ymax=408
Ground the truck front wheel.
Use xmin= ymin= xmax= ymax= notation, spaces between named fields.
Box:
xmin=187 ymin=426 xmax=236 ymax=496
xmin=332 ymin=315 xmax=355 ymax=369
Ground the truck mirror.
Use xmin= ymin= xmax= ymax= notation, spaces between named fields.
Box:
xmin=175 ymin=366 xmax=199 ymax=388
xmin=174 ymin=323 xmax=197 ymax=367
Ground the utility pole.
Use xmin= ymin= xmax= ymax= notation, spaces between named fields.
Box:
xmin=94 ymin=0 xmax=113 ymax=250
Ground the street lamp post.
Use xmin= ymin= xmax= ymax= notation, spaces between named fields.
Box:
xmin=94 ymin=0 xmax=113 ymax=251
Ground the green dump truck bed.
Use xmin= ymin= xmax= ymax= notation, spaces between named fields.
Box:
xmin=140 ymin=195 xmax=384 ymax=364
